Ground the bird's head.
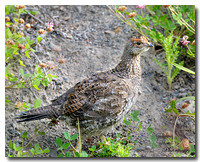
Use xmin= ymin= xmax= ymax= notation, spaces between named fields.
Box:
xmin=124 ymin=35 xmax=153 ymax=56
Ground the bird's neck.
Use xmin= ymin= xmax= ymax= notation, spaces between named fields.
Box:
xmin=114 ymin=55 xmax=141 ymax=80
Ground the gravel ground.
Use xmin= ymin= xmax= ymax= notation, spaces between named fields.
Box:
xmin=5 ymin=5 xmax=195 ymax=157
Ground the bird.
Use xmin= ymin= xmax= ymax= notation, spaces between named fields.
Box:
xmin=16 ymin=35 xmax=153 ymax=139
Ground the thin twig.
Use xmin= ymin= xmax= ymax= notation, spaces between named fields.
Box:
xmin=24 ymin=10 xmax=44 ymax=25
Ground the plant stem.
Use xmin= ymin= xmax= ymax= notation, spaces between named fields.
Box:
xmin=172 ymin=116 xmax=179 ymax=155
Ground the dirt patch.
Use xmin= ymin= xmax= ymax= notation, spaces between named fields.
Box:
xmin=5 ymin=5 xmax=195 ymax=157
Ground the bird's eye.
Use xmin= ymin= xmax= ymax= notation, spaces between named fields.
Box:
xmin=137 ymin=42 xmax=141 ymax=45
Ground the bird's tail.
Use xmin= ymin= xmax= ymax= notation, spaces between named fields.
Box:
xmin=15 ymin=105 xmax=61 ymax=122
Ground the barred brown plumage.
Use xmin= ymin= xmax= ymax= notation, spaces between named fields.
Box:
xmin=16 ymin=35 xmax=153 ymax=138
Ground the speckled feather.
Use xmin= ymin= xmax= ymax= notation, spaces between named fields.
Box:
xmin=16 ymin=35 xmax=153 ymax=136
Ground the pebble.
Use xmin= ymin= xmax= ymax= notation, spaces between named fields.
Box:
xmin=135 ymin=146 xmax=145 ymax=151
xmin=174 ymin=85 xmax=179 ymax=89
xmin=177 ymin=92 xmax=187 ymax=98
xmin=104 ymin=30 xmax=115 ymax=35
xmin=55 ymin=79 xmax=63 ymax=85
xmin=66 ymin=34 xmax=73 ymax=39
xmin=64 ymin=16 xmax=70 ymax=21
xmin=76 ymin=33 xmax=82 ymax=37
xmin=8 ymin=128 xmax=15 ymax=135
xmin=76 ymin=6 xmax=82 ymax=13
xmin=179 ymin=88 xmax=186 ymax=93
xmin=50 ymin=150 xmax=57 ymax=157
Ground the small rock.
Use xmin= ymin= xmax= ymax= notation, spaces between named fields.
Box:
xmin=50 ymin=150 xmax=57 ymax=157
xmin=76 ymin=6 xmax=82 ymax=13
xmin=104 ymin=30 xmax=115 ymax=35
xmin=66 ymin=34 xmax=73 ymax=39
xmin=64 ymin=16 xmax=70 ymax=21
xmin=82 ymin=32 xmax=88 ymax=39
xmin=8 ymin=128 xmax=15 ymax=134
xmin=59 ymin=6 xmax=64 ymax=11
xmin=55 ymin=79 xmax=63 ymax=85
xmin=177 ymin=93 xmax=187 ymax=98
xmin=76 ymin=33 xmax=82 ymax=37
xmin=174 ymin=85 xmax=179 ymax=89
xmin=179 ymin=88 xmax=186 ymax=93
xmin=135 ymin=146 xmax=145 ymax=151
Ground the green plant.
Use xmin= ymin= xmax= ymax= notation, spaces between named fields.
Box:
xmin=165 ymin=137 xmax=195 ymax=157
xmin=154 ymin=32 xmax=183 ymax=90
xmin=89 ymin=137 xmax=133 ymax=157
xmin=147 ymin=124 xmax=158 ymax=148
xmin=8 ymin=127 xmax=49 ymax=157
xmin=5 ymin=5 xmax=57 ymax=90
xmin=56 ymin=131 xmax=88 ymax=157
xmin=107 ymin=5 xmax=195 ymax=89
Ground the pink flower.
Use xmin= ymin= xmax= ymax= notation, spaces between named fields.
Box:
xmin=47 ymin=22 xmax=54 ymax=32
xmin=56 ymin=58 xmax=67 ymax=63
xmin=136 ymin=5 xmax=145 ymax=9
xmin=183 ymin=35 xmax=189 ymax=41
xmin=181 ymin=40 xmax=190 ymax=45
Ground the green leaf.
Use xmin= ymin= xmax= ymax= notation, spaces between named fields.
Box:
xmin=38 ymin=131 xmax=45 ymax=135
xmin=26 ymin=35 xmax=30 ymax=44
xmin=37 ymin=35 xmax=43 ymax=42
xmin=22 ymin=132 xmax=28 ymax=138
xmin=123 ymin=116 xmax=131 ymax=126
xmin=9 ymin=76 xmax=18 ymax=82
xmin=35 ymin=143 xmax=43 ymax=154
xmin=171 ymin=62 xmax=195 ymax=75
xmin=36 ymin=66 xmax=41 ymax=74
xmin=152 ymin=142 xmax=158 ymax=148
xmin=41 ymin=78 xmax=48 ymax=87
xmin=62 ymin=143 xmax=70 ymax=149
xmin=20 ymin=69 xmax=24 ymax=76
xmin=43 ymin=147 xmax=50 ymax=153
xmin=176 ymin=96 xmax=195 ymax=104
xmin=65 ymin=151 xmax=71 ymax=157
xmin=173 ymin=109 xmax=179 ymax=116
xmin=138 ymin=121 xmax=143 ymax=131
xmin=147 ymin=124 xmax=154 ymax=135
xmin=9 ymin=141 xmax=13 ymax=149
xmin=5 ymin=96 xmax=10 ymax=104
xmin=154 ymin=58 xmax=167 ymax=75
xmin=75 ymin=152 xmax=80 ymax=157
xmin=34 ymin=99 xmax=42 ymax=108
xmin=130 ymin=110 xmax=140 ymax=122
xmin=149 ymin=134 xmax=158 ymax=148
xmin=170 ymin=100 xmax=176 ymax=109
xmin=19 ymin=59 xmax=26 ymax=66
xmin=17 ymin=38 xmax=25 ymax=44
xmin=5 ymin=28 xmax=12 ymax=38
xmin=56 ymin=137 xmax=62 ymax=147
xmin=25 ymin=51 xmax=31 ymax=58
xmin=64 ymin=132 xmax=71 ymax=140
xmin=33 ymin=84 xmax=40 ymax=90
xmin=116 ymin=133 xmax=121 ymax=138
xmin=58 ymin=153 xmax=64 ymax=157
xmin=81 ymin=151 xmax=88 ymax=157
xmin=166 ymin=108 xmax=172 ymax=114
xmin=71 ymin=134 xmax=78 ymax=140
xmin=33 ymin=79 xmax=41 ymax=86
xmin=24 ymin=73 xmax=30 ymax=78
xmin=30 ymin=148 xmax=35 ymax=154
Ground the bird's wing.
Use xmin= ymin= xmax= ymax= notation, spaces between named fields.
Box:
xmin=61 ymin=71 xmax=137 ymax=120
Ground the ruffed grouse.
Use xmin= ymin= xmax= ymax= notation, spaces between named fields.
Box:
xmin=16 ymin=35 xmax=153 ymax=138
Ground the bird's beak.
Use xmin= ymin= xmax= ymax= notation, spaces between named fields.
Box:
xmin=146 ymin=43 xmax=154 ymax=47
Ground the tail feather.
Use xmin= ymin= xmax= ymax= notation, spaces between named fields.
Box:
xmin=15 ymin=105 xmax=61 ymax=122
